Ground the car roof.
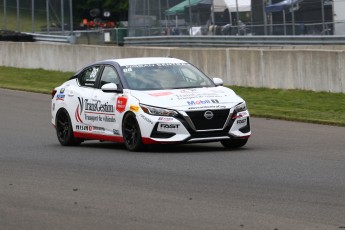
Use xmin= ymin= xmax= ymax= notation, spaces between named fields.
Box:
xmin=100 ymin=57 xmax=188 ymax=67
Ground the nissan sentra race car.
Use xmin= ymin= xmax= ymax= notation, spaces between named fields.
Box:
xmin=51 ymin=57 xmax=251 ymax=151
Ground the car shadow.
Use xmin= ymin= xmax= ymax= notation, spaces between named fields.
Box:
xmin=78 ymin=141 xmax=251 ymax=154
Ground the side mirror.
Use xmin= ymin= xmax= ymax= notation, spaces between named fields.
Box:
xmin=213 ymin=78 xmax=223 ymax=86
xmin=101 ymin=83 xmax=122 ymax=93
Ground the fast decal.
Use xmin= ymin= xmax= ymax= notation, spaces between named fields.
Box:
xmin=130 ymin=105 xmax=140 ymax=112
xmin=187 ymin=99 xmax=219 ymax=106
xmin=56 ymin=88 xmax=66 ymax=101
xmin=76 ymin=97 xmax=116 ymax=123
xmin=236 ymin=118 xmax=247 ymax=125
xmin=116 ymin=96 xmax=128 ymax=113
xmin=157 ymin=123 xmax=180 ymax=132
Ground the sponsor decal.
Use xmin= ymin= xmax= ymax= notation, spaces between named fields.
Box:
xmin=113 ymin=129 xmax=120 ymax=135
xmin=75 ymin=104 xmax=83 ymax=123
xmin=75 ymin=125 xmax=105 ymax=133
xmin=149 ymin=92 xmax=173 ymax=97
xmin=160 ymin=124 xmax=180 ymax=129
xmin=116 ymin=96 xmax=128 ymax=113
xmin=78 ymin=97 xmax=114 ymax=114
xmin=92 ymin=126 xmax=105 ymax=133
xmin=76 ymin=125 xmax=89 ymax=131
xmin=56 ymin=88 xmax=66 ymax=101
xmin=188 ymin=105 xmax=226 ymax=110
xmin=232 ymin=111 xmax=249 ymax=119
xmin=157 ymin=123 xmax=180 ymax=132
xmin=187 ymin=99 xmax=219 ymax=106
xmin=130 ymin=105 xmax=140 ymax=112
xmin=140 ymin=114 xmax=153 ymax=125
xmin=237 ymin=118 xmax=247 ymax=125
xmin=176 ymin=93 xmax=223 ymax=100
xmin=180 ymin=89 xmax=197 ymax=93
xmin=75 ymin=97 xmax=116 ymax=123
xmin=158 ymin=117 xmax=174 ymax=121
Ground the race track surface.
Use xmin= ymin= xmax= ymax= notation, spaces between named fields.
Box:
xmin=1 ymin=88 xmax=344 ymax=230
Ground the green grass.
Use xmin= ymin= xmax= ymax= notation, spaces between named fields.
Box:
xmin=1 ymin=66 xmax=345 ymax=127
xmin=232 ymin=86 xmax=345 ymax=127
xmin=0 ymin=66 xmax=73 ymax=94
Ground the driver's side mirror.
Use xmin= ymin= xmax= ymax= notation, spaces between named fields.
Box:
xmin=213 ymin=78 xmax=223 ymax=86
xmin=101 ymin=83 xmax=122 ymax=93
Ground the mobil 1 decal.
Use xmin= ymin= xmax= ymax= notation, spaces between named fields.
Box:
xmin=75 ymin=97 xmax=116 ymax=123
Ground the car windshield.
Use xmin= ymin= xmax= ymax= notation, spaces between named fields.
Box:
xmin=121 ymin=63 xmax=215 ymax=90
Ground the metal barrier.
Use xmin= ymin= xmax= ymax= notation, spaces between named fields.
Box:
xmin=24 ymin=33 xmax=72 ymax=43
xmin=24 ymin=28 xmax=128 ymax=45
xmin=124 ymin=35 xmax=345 ymax=47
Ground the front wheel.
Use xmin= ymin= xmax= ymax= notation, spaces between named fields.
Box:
xmin=221 ymin=138 xmax=248 ymax=149
xmin=56 ymin=109 xmax=82 ymax=146
xmin=122 ymin=113 xmax=145 ymax=152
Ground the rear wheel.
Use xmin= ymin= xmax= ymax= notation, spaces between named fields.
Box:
xmin=122 ymin=113 xmax=145 ymax=152
xmin=56 ymin=109 xmax=82 ymax=146
xmin=221 ymin=138 xmax=248 ymax=149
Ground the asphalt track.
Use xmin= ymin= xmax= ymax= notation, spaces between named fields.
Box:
xmin=0 ymin=88 xmax=344 ymax=230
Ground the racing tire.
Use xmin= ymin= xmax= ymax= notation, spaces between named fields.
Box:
xmin=221 ymin=138 xmax=248 ymax=149
xmin=122 ymin=113 xmax=145 ymax=152
xmin=56 ymin=109 xmax=82 ymax=146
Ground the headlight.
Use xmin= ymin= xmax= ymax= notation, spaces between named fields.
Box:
xmin=234 ymin=102 xmax=247 ymax=112
xmin=140 ymin=104 xmax=178 ymax=117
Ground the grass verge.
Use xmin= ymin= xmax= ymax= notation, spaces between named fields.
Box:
xmin=1 ymin=66 xmax=344 ymax=127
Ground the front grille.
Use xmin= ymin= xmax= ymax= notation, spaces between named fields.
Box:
xmin=185 ymin=109 xmax=230 ymax=130
xmin=189 ymin=130 xmax=230 ymax=139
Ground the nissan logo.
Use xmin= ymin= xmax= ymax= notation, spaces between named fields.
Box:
xmin=204 ymin=111 xmax=214 ymax=120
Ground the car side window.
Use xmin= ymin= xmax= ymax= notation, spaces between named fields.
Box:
xmin=100 ymin=66 xmax=120 ymax=87
xmin=79 ymin=66 xmax=100 ymax=88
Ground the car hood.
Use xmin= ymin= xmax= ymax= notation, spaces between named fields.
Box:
xmin=129 ymin=87 xmax=242 ymax=110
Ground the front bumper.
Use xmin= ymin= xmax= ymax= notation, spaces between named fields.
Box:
xmin=138 ymin=108 xmax=251 ymax=144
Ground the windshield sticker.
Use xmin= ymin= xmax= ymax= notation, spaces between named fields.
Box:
xmin=122 ymin=63 xmax=188 ymax=72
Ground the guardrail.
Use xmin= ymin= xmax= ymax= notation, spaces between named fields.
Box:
xmin=24 ymin=28 xmax=127 ymax=45
xmin=23 ymin=32 xmax=345 ymax=47
xmin=24 ymin=33 xmax=72 ymax=43
xmin=124 ymin=35 xmax=345 ymax=47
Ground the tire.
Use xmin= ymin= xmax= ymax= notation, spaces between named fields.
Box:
xmin=55 ymin=109 xmax=82 ymax=146
xmin=122 ymin=113 xmax=145 ymax=152
xmin=221 ymin=138 xmax=248 ymax=149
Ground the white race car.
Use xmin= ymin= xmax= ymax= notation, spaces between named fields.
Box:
xmin=51 ymin=57 xmax=251 ymax=151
